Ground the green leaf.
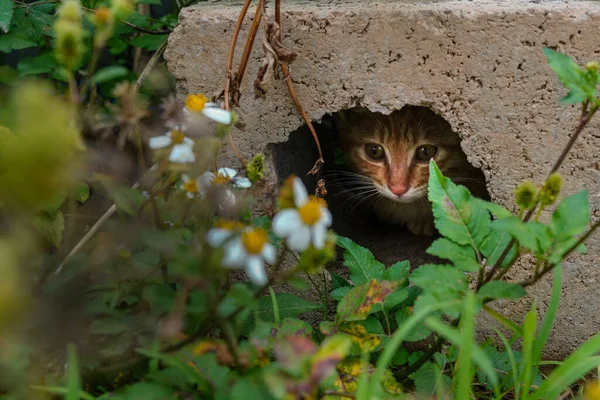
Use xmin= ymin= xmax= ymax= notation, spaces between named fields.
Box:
xmin=0 ymin=33 xmax=37 ymax=52
xmin=330 ymin=286 xmax=350 ymax=302
xmin=129 ymin=34 xmax=168 ymax=50
xmin=491 ymin=217 xmax=552 ymax=254
xmin=480 ymin=228 xmax=517 ymax=269
xmin=426 ymin=238 xmax=481 ymax=272
xmin=66 ymin=345 xmax=81 ymax=400
xmin=17 ymin=53 xmax=57 ymax=76
xmin=336 ymin=280 xmax=399 ymax=324
xmin=230 ymin=376 xmax=274 ymax=400
xmin=118 ymin=381 xmax=175 ymax=399
xmin=384 ymin=260 xmax=410 ymax=282
xmin=93 ymin=65 xmax=130 ymax=85
xmin=473 ymin=198 xmax=513 ymax=219
xmin=478 ymin=281 xmax=526 ymax=301
xmin=428 ymin=160 xmax=490 ymax=249
xmin=0 ymin=0 xmax=13 ymax=33
xmin=337 ymin=236 xmax=385 ymax=284
xmin=330 ymin=272 xmax=351 ymax=289
xmin=137 ymin=0 xmax=162 ymax=4
xmin=74 ymin=183 xmax=90 ymax=203
xmin=519 ymin=301 xmax=537 ymax=397
xmin=257 ymin=293 xmax=322 ymax=321
xmin=34 ymin=210 xmax=65 ymax=248
xmin=544 ymin=48 xmax=596 ymax=103
xmin=410 ymin=362 xmax=450 ymax=397
xmin=384 ymin=287 xmax=409 ymax=310
xmin=410 ymin=264 xmax=469 ymax=295
xmin=394 ymin=307 xmax=435 ymax=342
xmin=549 ymin=190 xmax=590 ymax=261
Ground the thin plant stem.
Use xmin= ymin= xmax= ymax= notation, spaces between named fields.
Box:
xmin=235 ymin=0 xmax=263 ymax=86
xmin=483 ymin=101 xmax=597 ymax=284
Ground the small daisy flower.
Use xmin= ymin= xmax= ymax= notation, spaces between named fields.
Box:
xmin=149 ymin=129 xmax=195 ymax=163
xmin=273 ymin=177 xmax=332 ymax=251
xmin=179 ymin=174 xmax=200 ymax=199
xmin=199 ymin=167 xmax=252 ymax=208
xmin=185 ymin=93 xmax=232 ymax=125
xmin=207 ymin=221 xmax=276 ymax=285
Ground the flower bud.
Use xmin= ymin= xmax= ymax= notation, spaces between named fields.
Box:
xmin=54 ymin=0 xmax=84 ymax=71
xmin=246 ymin=153 xmax=265 ymax=183
xmin=110 ymin=0 xmax=134 ymax=21
xmin=57 ymin=0 xmax=82 ymax=23
xmin=586 ymin=61 xmax=599 ymax=72
xmin=539 ymin=173 xmax=563 ymax=206
xmin=514 ymin=181 xmax=538 ymax=210
xmin=94 ymin=6 xmax=113 ymax=27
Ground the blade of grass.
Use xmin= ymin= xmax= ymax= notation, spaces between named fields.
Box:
xmin=426 ymin=317 xmax=500 ymax=397
xmin=483 ymin=304 xmax=523 ymax=337
xmin=531 ymin=266 xmax=562 ymax=371
xmin=519 ymin=302 xmax=537 ymax=398
xmin=529 ymin=333 xmax=600 ymax=400
xmin=66 ymin=344 xmax=82 ymax=400
xmin=269 ymin=286 xmax=280 ymax=324
xmin=456 ymin=292 xmax=476 ymax=399
xmin=492 ymin=327 xmax=520 ymax=399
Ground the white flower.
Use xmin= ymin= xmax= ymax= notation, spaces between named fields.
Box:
xmin=199 ymin=167 xmax=252 ymax=208
xmin=149 ymin=129 xmax=195 ymax=163
xmin=272 ymin=177 xmax=332 ymax=251
xmin=185 ymin=93 xmax=232 ymax=125
xmin=207 ymin=222 xmax=275 ymax=285
xmin=179 ymin=174 xmax=200 ymax=199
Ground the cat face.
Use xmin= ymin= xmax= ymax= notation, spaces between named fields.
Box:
xmin=339 ymin=106 xmax=472 ymax=204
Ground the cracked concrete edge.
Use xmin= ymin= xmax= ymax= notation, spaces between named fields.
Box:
xmin=165 ymin=0 xmax=600 ymax=358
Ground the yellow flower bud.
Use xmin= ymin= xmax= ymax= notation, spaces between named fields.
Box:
xmin=539 ymin=173 xmax=563 ymax=206
xmin=54 ymin=21 xmax=85 ymax=71
xmin=94 ymin=6 xmax=113 ymax=27
xmin=110 ymin=0 xmax=134 ymax=21
xmin=514 ymin=181 xmax=538 ymax=210
xmin=586 ymin=61 xmax=599 ymax=72
xmin=246 ymin=153 xmax=264 ymax=183
xmin=57 ymin=0 xmax=82 ymax=23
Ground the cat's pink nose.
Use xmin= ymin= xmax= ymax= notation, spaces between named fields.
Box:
xmin=388 ymin=183 xmax=409 ymax=197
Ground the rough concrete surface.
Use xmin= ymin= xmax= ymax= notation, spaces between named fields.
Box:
xmin=165 ymin=0 xmax=600 ymax=359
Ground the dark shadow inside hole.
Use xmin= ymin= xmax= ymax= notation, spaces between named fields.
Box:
xmin=269 ymin=106 xmax=490 ymax=270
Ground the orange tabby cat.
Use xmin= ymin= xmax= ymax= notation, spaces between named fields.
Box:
xmin=337 ymin=106 xmax=488 ymax=236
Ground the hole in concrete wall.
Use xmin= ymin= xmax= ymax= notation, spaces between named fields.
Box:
xmin=269 ymin=105 xmax=490 ymax=270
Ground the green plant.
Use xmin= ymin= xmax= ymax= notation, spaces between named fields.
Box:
xmin=0 ymin=0 xmax=600 ymax=397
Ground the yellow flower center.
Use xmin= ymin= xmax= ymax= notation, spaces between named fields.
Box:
xmin=170 ymin=130 xmax=186 ymax=144
xmin=214 ymin=219 xmax=244 ymax=230
xmin=241 ymin=228 xmax=268 ymax=255
xmin=211 ymin=172 xmax=230 ymax=185
xmin=298 ymin=197 xmax=324 ymax=225
xmin=95 ymin=7 xmax=112 ymax=25
xmin=183 ymin=179 xmax=198 ymax=193
xmin=185 ymin=94 xmax=208 ymax=112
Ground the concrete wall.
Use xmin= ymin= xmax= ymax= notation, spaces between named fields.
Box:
xmin=165 ymin=0 xmax=600 ymax=359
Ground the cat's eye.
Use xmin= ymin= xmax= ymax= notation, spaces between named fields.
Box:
xmin=415 ymin=145 xmax=438 ymax=162
xmin=365 ymin=143 xmax=385 ymax=160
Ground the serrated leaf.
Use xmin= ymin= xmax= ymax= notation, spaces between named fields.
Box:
xmin=428 ymin=160 xmax=490 ymax=250
xmin=275 ymin=318 xmax=313 ymax=338
xmin=544 ymin=48 xmax=596 ymax=103
xmin=427 ymin=238 xmax=481 ymax=272
xmin=384 ymin=287 xmax=409 ymax=310
xmin=0 ymin=0 xmax=13 ymax=33
xmin=336 ymin=280 xmax=399 ymax=324
xmin=337 ymin=236 xmax=385 ymax=284
xmin=384 ymin=260 xmax=410 ymax=282
xmin=34 ymin=210 xmax=65 ymax=248
xmin=93 ymin=65 xmax=130 ymax=85
xmin=394 ymin=307 xmax=436 ymax=342
xmin=257 ymin=293 xmax=322 ymax=321
xmin=480 ymin=228 xmax=517 ymax=269
xmin=491 ymin=217 xmax=553 ymax=254
xmin=410 ymin=361 xmax=450 ymax=397
xmin=473 ymin=198 xmax=513 ymax=219
xmin=410 ymin=264 xmax=469 ymax=295
xmin=0 ymin=33 xmax=37 ymax=52
xmin=330 ymin=286 xmax=351 ymax=302
xmin=330 ymin=272 xmax=351 ymax=289
xmin=339 ymin=322 xmax=381 ymax=352
xmin=478 ymin=281 xmax=526 ymax=301
xmin=549 ymin=191 xmax=590 ymax=261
